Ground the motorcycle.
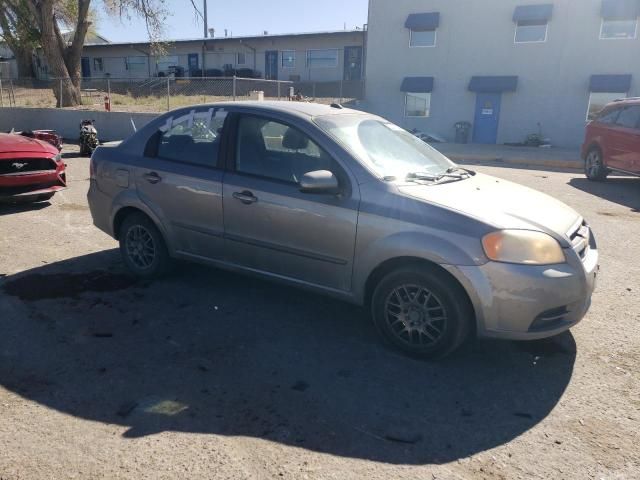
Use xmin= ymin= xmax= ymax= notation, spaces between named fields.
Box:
xmin=79 ymin=119 xmax=99 ymax=156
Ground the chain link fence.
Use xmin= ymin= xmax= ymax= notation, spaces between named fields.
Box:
xmin=0 ymin=76 xmax=365 ymax=113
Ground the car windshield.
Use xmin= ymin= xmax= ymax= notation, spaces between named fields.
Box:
xmin=314 ymin=114 xmax=455 ymax=180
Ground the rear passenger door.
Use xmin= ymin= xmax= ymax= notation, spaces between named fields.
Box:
xmin=609 ymin=105 xmax=640 ymax=172
xmin=135 ymin=107 xmax=229 ymax=260
xmin=222 ymin=113 xmax=360 ymax=292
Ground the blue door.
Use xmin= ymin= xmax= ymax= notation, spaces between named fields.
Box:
xmin=265 ymin=51 xmax=278 ymax=80
xmin=473 ymin=93 xmax=502 ymax=144
xmin=188 ymin=53 xmax=199 ymax=75
xmin=81 ymin=57 xmax=91 ymax=78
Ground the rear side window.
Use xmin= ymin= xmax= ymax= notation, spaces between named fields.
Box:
xmin=154 ymin=108 xmax=227 ymax=167
xmin=614 ymin=106 xmax=640 ymax=129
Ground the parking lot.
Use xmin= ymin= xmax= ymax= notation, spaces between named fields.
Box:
xmin=0 ymin=146 xmax=638 ymax=479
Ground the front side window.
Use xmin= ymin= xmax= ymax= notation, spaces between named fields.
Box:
xmin=515 ymin=20 xmax=548 ymax=43
xmin=596 ymin=107 xmax=621 ymax=124
xmin=410 ymin=28 xmax=437 ymax=47
xmin=601 ymin=18 xmax=637 ymax=39
xmin=315 ymin=114 xmax=454 ymax=180
xmin=306 ymin=49 xmax=339 ymax=68
xmin=155 ymin=109 xmax=227 ymax=166
xmin=405 ymin=92 xmax=431 ymax=117
xmin=282 ymin=50 xmax=296 ymax=68
xmin=236 ymin=116 xmax=333 ymax=183
xmin=587 ymin=92 xmax=626 ymax=120
xmin=93 ymin=58 xmax=104 ymax=71
xmin=615 ymin=105 xmax=640 ymax=128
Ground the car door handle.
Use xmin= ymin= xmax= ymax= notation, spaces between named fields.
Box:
xmin=143 ymin=172 xmax=162 ymax=184
xmin=233 ymin=190 xmax=258 ymax=204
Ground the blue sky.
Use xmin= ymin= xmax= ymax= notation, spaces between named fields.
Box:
xmin=96 ymin=0 xmax=369 ymax=42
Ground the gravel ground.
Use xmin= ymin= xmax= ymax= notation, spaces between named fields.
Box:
xmin=0 ymin=146 xmax=638 ymax=479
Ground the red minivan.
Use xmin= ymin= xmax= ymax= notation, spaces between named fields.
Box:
xmin=582 ymin=98 xmax=640 ymax=181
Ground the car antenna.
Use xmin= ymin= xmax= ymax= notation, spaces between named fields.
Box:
xmin=130 ymin=118 xmax=137 ymax=133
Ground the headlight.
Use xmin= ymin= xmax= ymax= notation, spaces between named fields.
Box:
xmin=482 ymin=230 xmax=565 ymax=265
xmin=53 ymin=153 xmax=62 ymax=163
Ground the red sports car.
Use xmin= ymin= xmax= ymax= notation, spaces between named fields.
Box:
xmin=0 ymin=132 xmax=67 ymax=203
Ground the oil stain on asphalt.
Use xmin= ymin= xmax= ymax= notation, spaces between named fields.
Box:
xmin=2 ymin=271 xmax=137 ymax=301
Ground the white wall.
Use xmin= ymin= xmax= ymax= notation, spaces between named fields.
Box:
xmin=0 ymin=107 xmax=159 ymax=141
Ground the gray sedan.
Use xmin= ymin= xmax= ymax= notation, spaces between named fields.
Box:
xmin=88 ymin=102 xmax=598 ymax=358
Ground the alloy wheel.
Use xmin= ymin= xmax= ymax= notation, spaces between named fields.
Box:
xmin=125 ymin=225 xmax=156 ymax=269
xmin=384 ymin=284 xmax=448 ymax=347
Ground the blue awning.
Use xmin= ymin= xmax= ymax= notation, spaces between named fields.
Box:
xmin=401 ymin=77 xmax=435 ymax=93
xmin=468 ymin=76 xmax=518 ymax=93
xmin=590 ymin=74 xmax=632 ymax=92
xmin=513 ymin=4 xmax=554 ymax=22
xmin=601 ymin=0 xmax=640 ymax=19
xmin=405 ymin=13 xmax=440 ymax=30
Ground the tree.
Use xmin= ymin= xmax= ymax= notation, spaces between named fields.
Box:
xmin=0 ymin=0 xmax=175 ymax=106
xmin=0 ymin=0 xmax=39 ymax=78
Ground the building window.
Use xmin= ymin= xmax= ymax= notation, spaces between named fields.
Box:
xmin=515 ymin=20 xmax=548 ymax=43
xmin=587 ymin=92 xmax=626 ymax=120
xmin=410 ymin=29 xmax=437 ymax=47
xmin=93 ymin=58 xmax=103 ymax=71
xmin=126 ymin=56 xmax=147 ymax=72
xmin=306 ymin=49 xmax=338 ymax=68
xmin=405 ymin=92 xmax=431 ymax=117
xmin=236 ymin=52 xmax=246 ymax=65
xmin=282 ymin=50 xmax=296 ymax=68
xmin=600 ymin=18 xmax=637 ymax=39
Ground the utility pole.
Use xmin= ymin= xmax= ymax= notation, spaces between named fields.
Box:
xmin=203 ymin=0 xmax=209 ymax=38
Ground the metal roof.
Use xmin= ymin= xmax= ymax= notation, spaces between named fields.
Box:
xmin=84 ymin=29 xmax=364 ymax=48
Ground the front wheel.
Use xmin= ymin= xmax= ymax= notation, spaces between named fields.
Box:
xmin=585 ymin=148 xmax=608 ymax=181
xmin=371 ymin=267 xmax=472 ymax=359
xmin=119 ymin=212 xmax=171 ymax=278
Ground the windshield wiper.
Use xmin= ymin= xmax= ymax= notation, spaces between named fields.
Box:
xmin=406 ymin=169 xmax=471 ymax=184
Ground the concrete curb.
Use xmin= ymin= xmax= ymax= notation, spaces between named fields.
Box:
xmin=446 ymin=154 xmax=583 ymax=172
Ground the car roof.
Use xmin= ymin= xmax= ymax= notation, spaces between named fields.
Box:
xmin=180 ymin=101 xmax=366 ymax=118
xmin=605 ymin=97 xmax=640 ymax=108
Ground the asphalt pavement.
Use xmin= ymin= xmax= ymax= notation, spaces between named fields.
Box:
xmin=0 ymin=146 xmax=638 ymax=479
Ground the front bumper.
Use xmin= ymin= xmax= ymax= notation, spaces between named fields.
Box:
xmin=0 ymin=169 xmax=67 ymax=199
xmin=445 ymin=244 xmax=598 ymax=340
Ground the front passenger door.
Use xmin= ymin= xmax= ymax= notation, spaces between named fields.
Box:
xmin=222 ymin=114 xmax=360 ymax=292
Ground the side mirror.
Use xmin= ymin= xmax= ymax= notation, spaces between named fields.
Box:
xmin=299 ymin=170 xmax=339 ymax=194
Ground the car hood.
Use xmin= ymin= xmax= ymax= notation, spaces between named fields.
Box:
xmin=0 ymin=133 xmax=58 ymax=155
xmin=398 ymin=173 xmax=581 ymax=242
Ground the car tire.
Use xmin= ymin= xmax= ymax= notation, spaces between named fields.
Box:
xmin=119 ymin=212 xmax=171 ymax=278
xmin=585 ymin=148 xmax=608 ymax=182
xmin=371 ymin=266 xmax=472 ymax=359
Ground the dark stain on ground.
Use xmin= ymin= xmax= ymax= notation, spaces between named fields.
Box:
xmin=2 ymin=270 xmax=137 ymax=301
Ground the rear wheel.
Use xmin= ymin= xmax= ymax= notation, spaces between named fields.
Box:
xmin=371 ymin=266 xmax=472 ymax=359
xmin=119 ymin=212 xmax=171 ymax=278
xmin=585 ymin=148 xmax=608 ymax=181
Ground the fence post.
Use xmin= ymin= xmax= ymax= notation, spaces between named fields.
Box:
xmin=277 ymin=81 xmax=281 ymax=100
xmin=107 ymin=78 xmax=111 ymax=107
xmin=59 ymin=78 xmax=63 ymax=108
xmin=339 ymin=79 xmax=343 ymax=105
xmin=233 ymin=75 xmax=237 ymax=101
xmin=166 ymin=76 xmax=170 ymax=111
xmin=0 ymin=78 xmax=4 ymax=108
xmin=312 ymin=82 xmax=316 ymax=102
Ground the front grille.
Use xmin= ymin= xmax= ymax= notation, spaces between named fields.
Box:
xmin=568 ymin=220 xmax=590 ymax=260
xmin=0 ymin=158 xmax=56 ymax=175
